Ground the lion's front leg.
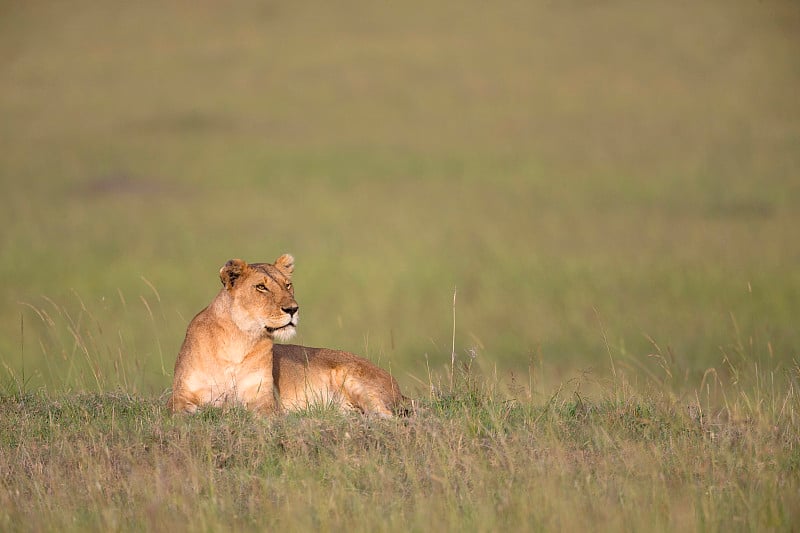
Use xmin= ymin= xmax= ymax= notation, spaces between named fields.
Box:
xmin=166 ymin=391 xmax=201 ymax=414
xmin=237 ymin=371 xmax=278 ymax=415
xmin=248 ymin=390 xmax=280 ymax=415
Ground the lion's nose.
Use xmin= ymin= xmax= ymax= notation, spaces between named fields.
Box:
xmin=282 ymin=305 xmax=299 ymax=317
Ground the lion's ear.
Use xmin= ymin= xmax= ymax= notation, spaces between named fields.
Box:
xmin=219 ymin=258 xmax=249 ymax=289
xmin=274 ymin=254 xmax=295 ymax=278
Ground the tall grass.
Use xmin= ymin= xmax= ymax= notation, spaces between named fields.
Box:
xmin=1 ymin=349 xmax=798 ymax=532
xmin=10 ymin=290 xmax=171 ymax=396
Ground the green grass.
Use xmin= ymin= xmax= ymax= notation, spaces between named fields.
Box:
xmin=1 ymin=0 xmax=799 ymax=530
xmin=1 ymin=360 xmax=798 ymax=532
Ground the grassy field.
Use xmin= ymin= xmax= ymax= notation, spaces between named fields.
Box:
xmin=2 ymin=365 xmax=799 ymax=531
xmin=1 ymin=0 xmax=799 ymax=530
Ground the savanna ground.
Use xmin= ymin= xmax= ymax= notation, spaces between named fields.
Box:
xmin=1 ymin=1 xmax=799 ymax=530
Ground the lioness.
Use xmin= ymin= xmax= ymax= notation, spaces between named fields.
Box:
xmin=167 ymin=255 xmax=405 ymax=417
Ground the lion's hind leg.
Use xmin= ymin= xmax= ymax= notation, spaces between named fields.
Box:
xmin=333 ymin=367 xmax=405 ymax=418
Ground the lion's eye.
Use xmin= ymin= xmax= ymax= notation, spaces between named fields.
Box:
xmin=255 ymin=283 xmax=268 ymax=292
xmin=286 ymin=283 xmax=292 ymax=290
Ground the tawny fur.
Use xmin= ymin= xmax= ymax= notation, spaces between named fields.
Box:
xmin=167 ymin=255 xmax=405 ymax=417
xmin=273 ymin=344 xmax=405 ymax=417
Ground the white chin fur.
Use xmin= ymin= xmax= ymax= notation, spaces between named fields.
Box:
xmin=273 ymin=326 xmax=296 ymax=342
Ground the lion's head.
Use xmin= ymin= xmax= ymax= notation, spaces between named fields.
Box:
xmin=218 ymin=254 xmax=299 ymax=341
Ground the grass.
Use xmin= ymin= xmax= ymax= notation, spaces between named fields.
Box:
xmin=1 ymin=0 xmax=799 ymax=530
xmin=1 ymin=359 xmax=798 ymax=532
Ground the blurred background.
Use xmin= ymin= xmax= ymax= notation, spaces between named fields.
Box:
xmin=1 ymin=1 xmax=798 ymax=396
